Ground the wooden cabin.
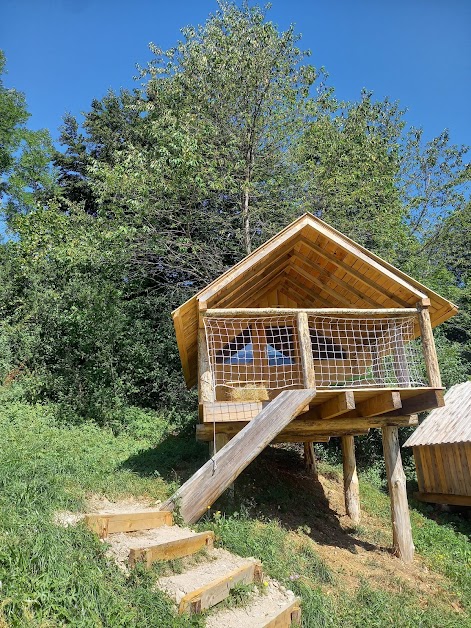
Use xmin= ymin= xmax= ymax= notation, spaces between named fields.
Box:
xmin=404 ymin=381 xmax=471 ymax=507
xmin=168 ymin=213 xmax=458 ymax=563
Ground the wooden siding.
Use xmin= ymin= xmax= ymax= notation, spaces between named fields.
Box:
xmin=414 ymin=443 xmax=471 ymax=497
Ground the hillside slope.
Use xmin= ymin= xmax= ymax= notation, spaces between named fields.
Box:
xmin=0 ymin=400 xmax=469 ymax=627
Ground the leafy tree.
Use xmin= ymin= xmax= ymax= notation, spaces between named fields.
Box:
xmin=0 ymin=51 xmax=56 ymax=218
xmin=297 ymin=92 xmax=415 ymax=262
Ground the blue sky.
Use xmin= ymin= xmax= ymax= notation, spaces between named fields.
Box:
xmin=2 ymin=0 xmax=471 ymax=148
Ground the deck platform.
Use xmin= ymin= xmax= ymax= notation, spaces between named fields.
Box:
xmin=197 ymin=386 xmax=443 ymax=443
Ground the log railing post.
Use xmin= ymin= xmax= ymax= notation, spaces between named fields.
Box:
xmin=417 ymin=302 xmax=442 ymax=387
xmin=198 ymin=328 xmax=214 ymax=403
xmin=341 ymin=435 xmax=361 ymax=524
xmin=297 ymin=311 xmax=317 ymax=474
xmin=199 ymin=328 xmax=216 ymax=459
xmin=382 ymin=426 xmax=414 ymax=563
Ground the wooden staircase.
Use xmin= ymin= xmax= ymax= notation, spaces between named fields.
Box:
xmin=162 ymin=389 xmax=317 ymax=523
xmin=85 ymin=509 xmax=301 ymax=626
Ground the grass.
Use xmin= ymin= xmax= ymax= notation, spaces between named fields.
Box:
xmin=0 ymin=399 xmax=469 ymax=626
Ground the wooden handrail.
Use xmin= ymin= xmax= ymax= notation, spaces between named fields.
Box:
xmin=203 ymin=308 xmax=418 ymax=318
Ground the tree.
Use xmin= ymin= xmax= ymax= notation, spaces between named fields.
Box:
xmin=0 ymin=51 xmax=56 ymax=219
xmin=297 ymin=91 xmax=414 ymax=262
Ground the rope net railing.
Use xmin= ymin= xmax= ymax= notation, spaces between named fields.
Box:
xmin=204 ymin=314 xmax=426 ymax=398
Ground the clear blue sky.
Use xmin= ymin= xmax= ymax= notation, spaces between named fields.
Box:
xmin=2 ymin=0 xmax=471 ymax=147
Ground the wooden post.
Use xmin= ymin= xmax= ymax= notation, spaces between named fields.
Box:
xmin=198 ymin=328 xmax=216 ymax=460
xmin=417 ymin=303 xmax=442 ymax=387
xmin=297 ymin=312 xmax=317 ymax=473
xmin=341 ymin=436 xmax=361 ymax=524
xmin=304 ymin=442 xmax=318 ymax=477
xmin=382 ymin=426 xmax=414 ymax=563
xmin=198 ymin=329 xmax=214 ymax=404
xmin=209 ymin=433 xmax=229 ymax=457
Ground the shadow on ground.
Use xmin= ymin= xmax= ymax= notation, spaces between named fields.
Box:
xmin=123 ymin=434 xmax=381 ymax=554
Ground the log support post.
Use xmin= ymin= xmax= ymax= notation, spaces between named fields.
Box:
xmin=297 ymin=312 xmax=316 ymax=472
xmin=341 ymin=435 xmax=361 ymax=524
xmin=417 ymin=301 xmax=442 ymax=387
xmin=303 ymin=442 xmax=318 ymax=477
xmin=382 ymin=426 xmax=414 ymax=563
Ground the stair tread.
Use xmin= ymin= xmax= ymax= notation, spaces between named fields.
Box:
xmin=106 ymin=525 xmax=210 ymax=567
xmin=156 ymin=549 xmax=258 ymax=605
xmin=109 ymin=525 xmax=206 ymax=549
xmin=205 ymin=580 xmax=299 ymax=628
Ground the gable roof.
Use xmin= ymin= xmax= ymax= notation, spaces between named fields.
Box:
xmin=173 ymin=212 xmax=458 ymax=388
xmin=404 ymin=381 xmax=471 ymax=447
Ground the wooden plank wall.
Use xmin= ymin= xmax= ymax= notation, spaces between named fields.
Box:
xmin=414 ymin=443 xmax=471 ymax=497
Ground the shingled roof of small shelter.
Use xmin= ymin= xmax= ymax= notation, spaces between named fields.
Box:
xmin=404 ymin=381 xmax=471 ymax=447
xmin=173 ymin=213 xmax=458 ymax=388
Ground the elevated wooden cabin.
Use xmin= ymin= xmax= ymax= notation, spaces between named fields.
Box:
xmin=169 ymin=213 xmax=458 ymax=562
xmin=404 ymin=381 xmax=471 ymax=507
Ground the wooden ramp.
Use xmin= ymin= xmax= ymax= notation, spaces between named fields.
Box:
xmin=161 ymin=389 xmax=317 ymax=523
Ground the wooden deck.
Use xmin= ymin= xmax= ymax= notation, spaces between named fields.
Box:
xmin=197 ymin=386 xmax=443 ymax=443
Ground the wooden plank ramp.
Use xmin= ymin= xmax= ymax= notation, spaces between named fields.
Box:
xmin=161 ymin=389 xmax=317 ymax=523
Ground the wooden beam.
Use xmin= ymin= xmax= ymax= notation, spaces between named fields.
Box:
xmin=304 ymin=442 xmax=318 ymax=476
xmin=292 ymin=250 xmax=380 ymax=307
xmin=413 ymin=492 xmax=471 ymax=507
xmin=356 ymin=391 xmax=402 ymax=417
xmin=178 ymin=560 xmax=263 ymax=614
xmin=289 ymin=262 xmax=354 ymax=307
xmin=317 ymin=391 xmax=356 ymax=419
xmin=162 ymin=389 xmax=317 ymax=522
xmin=204 ymin=308 xmax=418 ymax=318
xmin=341 ymin=436 xmax=360 ymax=524
xmin=299 ymin=224 xmax=428 ymax=299
xmin=297 ymin=311 xmax=317 ymax=467
xmin=265 ymin=598 xmax=302 ymax=628
xmin=85 ymin=510 xmax=173 ymax=539
xmin=297 ymin=235 xmax=415 ymax=308
xmin=297 ymin=312 xmax=316 ymax=388
xmin=283 ymin=276 xmax=333 ymax=307
xmin=382 ymin=426 xmax=414 ymax=563
xmin=196 ymin=415 xmax=418 ymax=442
xmin=129 ymin=531 xmax=215 ymax=567
xmin=417 ymin=304 xmax=442 ymax=387
xmin=209 ymin=433 xmax=230 ymax=457
xmin=202 ymin=401 xmax=264 ymax=423
xmin=198 ymin=329 xmax=214 ymax=404
xmin=387 ymin=390 xmax=444 ymax=416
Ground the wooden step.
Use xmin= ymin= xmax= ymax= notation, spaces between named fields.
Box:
xmin=265 ymin=598 xmax=301 ymax=627
xmin=179 ymin=559 xmax=263 ymax=614
xmin=205 ymin=581 xmax=301 ymax=627
xmin=84 ymin=509 xmax=173 ymax=538
xmin=129 ymin=530 xmax=215 ymax=567
xmin=157 ymin=550 xmax=263 ymax=614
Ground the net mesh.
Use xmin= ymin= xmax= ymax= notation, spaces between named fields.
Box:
xmin=204 ymin=314 xmax=426 ymax=396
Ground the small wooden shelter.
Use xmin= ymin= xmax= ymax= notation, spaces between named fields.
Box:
xmin=166 ymin=213 xmax=458 ymax=562
xmin=404 ymin=381 xmax=471 ymax=507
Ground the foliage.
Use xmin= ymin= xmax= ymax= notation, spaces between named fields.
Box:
xmin=0 ymin=4 xmax=470 ymax=442
xmin=0 ymin=51 xmax=56 ymax=217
